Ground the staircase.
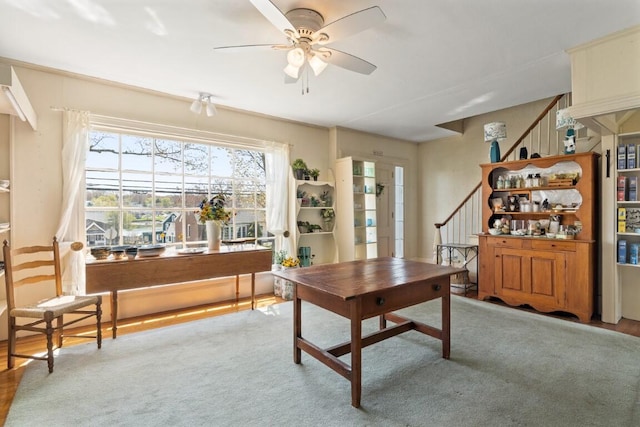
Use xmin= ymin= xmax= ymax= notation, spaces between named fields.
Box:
xmin=433 ymin=93 xmax=601 ymax=265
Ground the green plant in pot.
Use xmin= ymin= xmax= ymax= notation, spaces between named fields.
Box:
xmin=292 ymin=158 xmax=307 ymax=180
xmin=309 ymin=168 xmax=320 ymax=181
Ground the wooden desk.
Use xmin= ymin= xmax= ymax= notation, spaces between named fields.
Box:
xmin=86 ymin=246 xmax=272 ymax=338
xmin=273 ymin=257 xmax=461 ymax=408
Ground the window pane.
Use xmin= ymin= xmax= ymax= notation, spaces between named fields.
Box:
xmin=235 ymin=150 xmax=265 ymax=180
xmin=123 ymin=210 xmax=154 ymax=244
xmin=256 ymin=182 xmax=266 ymax=208
xmin=122 ymin=172 xmax=152 ymax=207
xmin=211 ymin=146 xmax=233 ymax=177
xmin=154 ymin=139 xmax=182 ymax=174
xmin=184 ymin=143 xmax=209 ymax=175
xmin=86 ymin=210 xmax=119 ymax=247
xmin=86 ymin=170 xmax=120 ymax=207
xmin=155 ymin=211 xmax=178 ymax=245
xmin=185 ymin=176 xmax=209 ymax=210
xmin=122 ymin=135 xmax=152 ymax=171
xmin=87 ymin=132 xmax=119 ymax=169
xmin=235 ymin=180 xmax=257 ymax=208
xmin=154 ymin=175 xmax=183 ymax=208
xmin=210 ymin=179 xmax=232 ymax=199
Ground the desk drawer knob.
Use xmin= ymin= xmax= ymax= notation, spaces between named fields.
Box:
xmin=376 ymin=297 xmax=385 ymax=306
xmin=433 ymin=284 xmax=441 ymax=291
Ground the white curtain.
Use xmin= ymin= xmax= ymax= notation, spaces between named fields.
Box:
xmin=55 ymin=110 xmax=90 ymax=295
xmin=265 ymin=142 xmax=293 ymax=260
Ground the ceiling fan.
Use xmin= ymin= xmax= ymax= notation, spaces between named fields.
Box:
xmin=214 ymin=0 xmax=386 ymax=81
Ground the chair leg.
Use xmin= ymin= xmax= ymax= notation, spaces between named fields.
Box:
xmin=96 ymin=300 xmax=102 ymax=349
xmin=56 ymin=315 xmax=64 ymax=348
xmin=45 ymin=319 xmax=55 ymax=373
xmin=7 ymin=316 xmax=16 ymax=369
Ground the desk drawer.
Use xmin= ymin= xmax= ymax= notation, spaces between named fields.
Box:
xmin=361 ymin=281 xmax=448 ymax=318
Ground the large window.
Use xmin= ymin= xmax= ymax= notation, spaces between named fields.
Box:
xmin=85 ymin=130 xmax=267 ymax=248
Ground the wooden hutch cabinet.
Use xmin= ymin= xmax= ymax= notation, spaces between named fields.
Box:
xmin=477 ymin=152 xmax=598 ymax=322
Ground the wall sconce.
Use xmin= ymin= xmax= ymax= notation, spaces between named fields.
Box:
xmin=484 ymin=122 xmax=507 ymax=163
xmin=190 ymin=93 xmax=217 ymax=117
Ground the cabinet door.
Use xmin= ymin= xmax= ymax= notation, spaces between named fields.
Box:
xmin=495 ymin=248 xmax=565 ymax=307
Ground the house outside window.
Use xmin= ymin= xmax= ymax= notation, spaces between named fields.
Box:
xmin=85 ymin=130 xmax=267 ymax=248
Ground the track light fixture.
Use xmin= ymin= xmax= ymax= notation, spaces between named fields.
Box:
xmin=190 ymin=93 xmax=217 ymax=117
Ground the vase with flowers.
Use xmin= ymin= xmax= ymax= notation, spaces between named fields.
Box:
xmin=321 ymin=208 xmax=335 ymax=231
xmin=196 ymin=193 xmax=232 ymax=251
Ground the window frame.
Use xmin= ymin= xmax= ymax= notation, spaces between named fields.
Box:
xmin=85 ymin=118 xmax=269 ymax=249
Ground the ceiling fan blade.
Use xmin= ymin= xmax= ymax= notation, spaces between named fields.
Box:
xmin=311 ymin=6 xmax=386 ymax=45
xmin=320 ymin=48 xmax=377 ymax=75
xmin=214 ymin=44 xmax=291 ymax=53
xmin=214 ymin=44 xmax=277 ymax=52
xmin=250 ymin=0 xmax=299 ymax=39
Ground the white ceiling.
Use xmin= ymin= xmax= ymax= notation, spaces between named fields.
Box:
xmin=1 ymin=0 xmax=639 ymax=142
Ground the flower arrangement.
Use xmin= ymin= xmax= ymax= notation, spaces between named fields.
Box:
xmin=281 ymin=256 xmax=300 ymax=268
xmin=321 ymin=208 xmax=335 ymax=221
xmin=196 ymin=193 xmax=232 ymax=224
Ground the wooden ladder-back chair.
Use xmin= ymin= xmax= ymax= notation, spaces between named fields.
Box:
xmin=3 ymin=237 xmax=102 ymax=373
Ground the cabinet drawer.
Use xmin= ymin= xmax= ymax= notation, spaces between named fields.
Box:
xmin=486 ymin=236 xmax=523 ymax=249
xmin=531 ymin=239 xmax=576 ymax=251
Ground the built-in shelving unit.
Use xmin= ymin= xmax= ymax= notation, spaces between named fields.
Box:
xmin=335 ymin=157 xmax=377 ymax=261
xmin=616 ymin=133 xmax=640 ymax=268
xmin=294 ymin=176 xmax=337 ymax=266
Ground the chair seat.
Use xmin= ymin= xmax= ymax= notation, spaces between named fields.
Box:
xmin=10 ymin=295 xmax=101 ymax=319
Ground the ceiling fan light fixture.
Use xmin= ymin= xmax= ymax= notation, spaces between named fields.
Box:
xmin=308 ymin=54 xmax=328 ymax=76
xmin=284 ymin=63 xmax=300 ymax=79
xmin=287 ymin=47 xmax=306 ymax=67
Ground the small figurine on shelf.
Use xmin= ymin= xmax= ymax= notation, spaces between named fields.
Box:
xmin=563 ymin=130 xmax=576 ymax=154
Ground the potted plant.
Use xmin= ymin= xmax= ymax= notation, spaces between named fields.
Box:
xmin=292 ymin=158 xmax=307 ymax=180
xmin=297 ymin=220 xmax=310 ymax=233
xmin=309 ymin=168 xmax=320 ymax=181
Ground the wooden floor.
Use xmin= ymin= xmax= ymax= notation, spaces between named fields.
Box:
xmin=2 ymin=291 xmax=640 ymax=425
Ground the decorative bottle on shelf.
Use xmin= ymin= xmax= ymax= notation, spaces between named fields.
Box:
xmin=519 ymin=146 xmax=528 ymax=160
xmin=490 ymin=140 xmax=501 ymax=163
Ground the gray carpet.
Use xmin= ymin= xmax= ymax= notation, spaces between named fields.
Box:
xmin=6 ymin=297 xmax=640 ymax=427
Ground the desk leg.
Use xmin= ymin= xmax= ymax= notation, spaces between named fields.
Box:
xmin=293 ymin=287 xmax=301 ymax=364
xmin=251 ymin=273 xmax=255 ymax=310
xmin=350 ymin=300 xmax=363 ymax=408
xmin=235 ymin=275 xmax=240 ymax=304
xmin=111 ymin=290 xmax=118 ymax=339
xmin=442 ymin=287 xmax=450 ymax=359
